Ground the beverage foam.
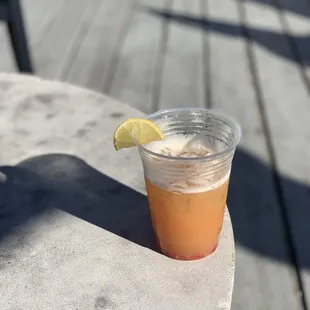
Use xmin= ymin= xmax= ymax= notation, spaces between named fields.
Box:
xmin=143 ymin=133 xmax=230 ymax=193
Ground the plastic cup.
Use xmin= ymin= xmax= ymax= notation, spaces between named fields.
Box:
xmin=137 ymin=108 xmax=241 ymax=260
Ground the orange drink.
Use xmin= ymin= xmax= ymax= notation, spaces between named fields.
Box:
xmin=145 ymin=176 xmax=229 ymax=260
xmin=137 ymin=108 xmax=241 ymax=260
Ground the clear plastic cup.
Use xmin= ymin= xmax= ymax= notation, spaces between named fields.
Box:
xmin=137 ymin=108 xmax=241 ymax=260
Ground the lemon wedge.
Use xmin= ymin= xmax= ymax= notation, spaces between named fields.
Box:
xmin=113 ymin=118 xmax=164 ymax=151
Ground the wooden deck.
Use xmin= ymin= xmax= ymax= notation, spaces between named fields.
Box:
xmin=1 ymin=0 xmax=310 ymax=309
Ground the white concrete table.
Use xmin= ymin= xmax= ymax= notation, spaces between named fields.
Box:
xmin=0 ymin=73 xmax=235 ymax=310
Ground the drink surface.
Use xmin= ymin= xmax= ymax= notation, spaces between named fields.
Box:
xmin=143 ymin=134 xmax=230 ymax=259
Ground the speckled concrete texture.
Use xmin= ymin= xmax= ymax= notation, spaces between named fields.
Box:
xmin=0 ymin=73 xmax=234 ymax=310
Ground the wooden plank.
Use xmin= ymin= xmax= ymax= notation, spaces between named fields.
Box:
xmin=56 ymin=0 xmax=104 ymax=79
xmin=158 ymin=0 xmax=205 ymax=109
xmin=276 ymin=0 xmax=310 ymax=88
xmin=205 ymin=0 xmax=303 ymax=309
xmin=0 ymin=24 xmax=15 ymax=72
xmin=243 ymin=0 xmax=310 ymax=307
xmin=34 ymin=0 xmax=100 ymax=79
xmin=108 ymin=0 xmax=167 ymax=113
xmin=0 ymin=0 xmax=64 ymax=73
xmin=22 ymin=0 xmax=67 ymax=46
xmin=65 ymin=0 xmax=135 ymax=93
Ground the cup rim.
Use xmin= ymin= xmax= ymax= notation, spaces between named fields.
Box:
xmin=136 ymin=107 xmax=242 ymax=162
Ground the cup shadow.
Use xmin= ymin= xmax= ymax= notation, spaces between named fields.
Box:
xmin=0 ymin=154 xmax=158 ymax=252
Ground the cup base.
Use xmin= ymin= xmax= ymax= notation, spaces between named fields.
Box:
xmin=159 ymin=243 xmax=218 ymax=261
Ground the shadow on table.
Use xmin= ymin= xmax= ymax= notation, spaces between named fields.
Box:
xmin=0 ymin=154 xmax=157 ymax=252
xmin=0 ymin=151 xmax=309 ymax=269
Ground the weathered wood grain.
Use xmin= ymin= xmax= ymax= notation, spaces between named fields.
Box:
xmin=65 ymin=0 xmax=135 ymax=93
xmin=277 ymin=0 xmax=310 ymax=87
xmin=158 ymin=0 xmax=205 ymax=109
xmin=108 ymin=0 xmax=167 ymax=113
xmin=205 ymin=0 xmax=302 ymax=309
xmin=243 ymin=0 xmax=310 ymax=307
xmin=34 ymin=0 xmax=99 ymax=79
